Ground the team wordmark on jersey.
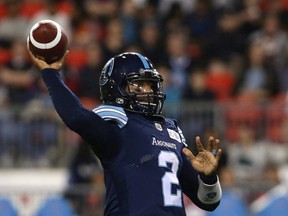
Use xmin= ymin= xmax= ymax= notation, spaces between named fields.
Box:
xmin=152 ymin=137 xmax=177 ymax=149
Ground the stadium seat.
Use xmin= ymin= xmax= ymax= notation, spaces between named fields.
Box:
xmin=265 ymin=100 xmax=286 ymax=143
xmin=225 ymin=100 xmax=262 ymax=142
xmin=206 ymin=72 xmax=234 ymax=101
xmin=20 ymin=2 xmax=44 ymax=19
xmin=206 ymin=191 xmax=249 ymax=216
xmin=65 ymin=49 xmax=88 ymax=70
xmin=57 ymin=1 xmax=73 ymax=15
xmin=0 ymin=3 xmax=7 ymax=20
xmin=0 ymin=48 xmax=11 ymax=66
xmin=36 ymin=195 xmax=76 ymax=216
xmin=255 ymin=195 xmax=288 ymax=216
xmin=0 ymin=197 xmax=18 ymax=216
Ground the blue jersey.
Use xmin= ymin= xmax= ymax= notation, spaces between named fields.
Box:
xmin=42 ymin=69 xmax=220 ymax=216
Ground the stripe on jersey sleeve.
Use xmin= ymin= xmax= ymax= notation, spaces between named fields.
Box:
xmin=93 ymin=105 xmax=128 ymax=128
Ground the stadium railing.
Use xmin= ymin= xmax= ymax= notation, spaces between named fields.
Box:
xmin=0 ymin=99 xmax=287 ymax=215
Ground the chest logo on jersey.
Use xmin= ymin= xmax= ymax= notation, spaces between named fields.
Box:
xmin=167 ymin=128 xmax=181 ymax=143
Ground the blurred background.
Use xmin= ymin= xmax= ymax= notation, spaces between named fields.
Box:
xmin=0 ymin=0 xmax=288 ymax=215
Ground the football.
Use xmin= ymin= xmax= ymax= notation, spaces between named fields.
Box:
xmin=27 ymin=19 xmax=68 ymax=64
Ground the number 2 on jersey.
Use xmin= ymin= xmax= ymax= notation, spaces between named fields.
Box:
xmin=158 ymin=151 xmax=182 ymax=207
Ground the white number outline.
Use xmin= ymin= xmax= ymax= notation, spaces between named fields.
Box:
xmin=158 ymin=151 xmax=182 ymax=207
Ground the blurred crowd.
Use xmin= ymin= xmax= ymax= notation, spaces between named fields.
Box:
xmin=1 ymin=0 xmax=288 ymax=215
xmin=0 ymin=0 xmax=288 ymax=107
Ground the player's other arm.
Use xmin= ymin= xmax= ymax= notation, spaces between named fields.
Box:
xmin=180 ymin=137 xmax=222 ymax=211
xmin=180 ymin=155 xmax=222 ymax=211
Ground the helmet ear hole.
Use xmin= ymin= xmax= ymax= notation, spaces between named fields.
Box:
xmin=116 ymin=98 xmax=125 ymax=104
xmin=108 ymin=79 xmax=115 ymax=88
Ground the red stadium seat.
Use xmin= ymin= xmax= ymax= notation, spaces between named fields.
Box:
xmin=0 ymin=3 xmax=7 ymax=20
xmin=265 ymin=98 xmax=286 ymax=143
xmin=57 ymin=1 xmax=74 ymax=15
xmin=225 ymin=100 xmax=262 ymax=142
xmin=20 ymin=2 xmax=44 ymax=19
xmin=206 ymin=70 xmax=235 ymax=101
xmin=65 ymin=49 xmax=88 ymax=70
xmin=0 ymin=49 xmax=11 ymax=66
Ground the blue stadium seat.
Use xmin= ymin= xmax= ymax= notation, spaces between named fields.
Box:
xmin=255 ymin=195 xmax=288 ymax=216
xmin=36 ymin=195 xmax=76 ymax=216
xmin=0 ymin=197 xmax=18 ymax=216
xmin=206 ymin=191 xmax=249 ymax=216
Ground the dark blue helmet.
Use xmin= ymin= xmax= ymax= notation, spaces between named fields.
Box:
xmin=99 ymin=52 xmax=166 ymax=115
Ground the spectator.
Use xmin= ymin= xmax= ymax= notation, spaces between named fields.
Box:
xmin=184 ymin=0 xmax=218 ymax=48
xmin=183 ymin=67 xmax=215 ymax=101
xmin=77 ymin=41 xmax=104 ymax=103
xmin=162 ymin=2 xmax=186 ymax=33
xmin=206 ymin=58 xmax=235 ymax=101
xmin=250 ymin=162 xmax=288 ymax=216
xmin=204 ymin=8 xmax=247 ymax=62
xmin=135 ymin=0 xmax=160 ymax=23
xmin=226 ymin=125 xmax=268 ymax=183
xmin=262 ymin=163 xmax=281 ymax=189
xmin=164 ymin=29 xmax=193 ymax=92
xmin=138 ymin=18 xmax=164 ymax=64
xmin=233 ymin=40 xmax=279 ymax=101
xmin=0 ymin=0 xmax=29 ymax=48
xmin=102 ymin=17 xmax=125 ymax=60
xmin=179 ymin=69 xmax=216 ymax=150
xmin=120 ymin=0 xmax=139 ymax=44
xmin=159 ymin=63 xmax=181 ymax=118
xmin=277 ymin=60 xmax=288 ymax=93
xmin=66 ymin=139 xmax=104 ymax=215
xmin=248 ymin=12 xmax=288 ymax=73
xmin=28 ymin=0 xmax=72 ymax=41
xmin=82 ymin=0 xmax=118 ymax=19
xmin=158 ymin=0 xmax=195 ymax=16
xmin=0 ymin=39 xmax=37 ymax=105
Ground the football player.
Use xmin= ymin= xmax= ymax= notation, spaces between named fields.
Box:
xmin=29 ymin=51 xmax=222 ymax=216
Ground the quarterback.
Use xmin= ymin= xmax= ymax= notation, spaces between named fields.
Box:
xmin=29 ymin=51 xmax=222 ymax=216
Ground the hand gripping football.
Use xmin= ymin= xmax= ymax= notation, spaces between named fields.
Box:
xmin=27 ymin=19 xmax=68 ymax=64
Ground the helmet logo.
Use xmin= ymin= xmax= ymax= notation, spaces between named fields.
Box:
xmin=100 ymin=58 xmax=114 ymax=86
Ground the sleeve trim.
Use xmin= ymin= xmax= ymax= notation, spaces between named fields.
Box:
xmin=93 ymin=105 xmax=128 ymax=128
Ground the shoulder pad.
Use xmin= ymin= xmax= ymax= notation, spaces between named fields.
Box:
xmin=165 ymin=118 xmax=177 ymax=128
xmin=93 ymin=105 xmax=128 ymax=128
